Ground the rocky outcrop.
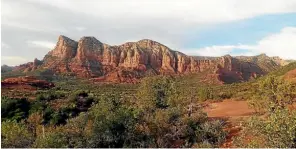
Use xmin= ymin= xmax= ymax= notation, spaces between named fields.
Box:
xmin=13 ymin=35 xmax=288 ymax=84
xmin=1 ymin=76 xmax=55 ymax=89
xmin=48 ymin=35 xmax=78 ymax=59
xmin=69 ymin=37 xmax=104 ymax=77
xmin=13 ymin=58 xmax=42 ymax=72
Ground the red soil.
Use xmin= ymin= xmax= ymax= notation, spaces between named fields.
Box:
xmin=204 ymin=100 xmax=255 ymax=118
xmin=204 ymin=99 xmax=255 ymax=148
xmin=284 ymin=68 xmax=296 ymax=83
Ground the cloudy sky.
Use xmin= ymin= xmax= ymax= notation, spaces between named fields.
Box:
xmin=1 ymin=0 xmax=296 ymax=66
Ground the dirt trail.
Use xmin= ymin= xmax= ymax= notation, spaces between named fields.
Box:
xmin=204 ymin=99 xmax=255 ymax=148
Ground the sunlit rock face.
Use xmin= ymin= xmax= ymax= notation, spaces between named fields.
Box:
xmin=13 ymin=35 xmax=285 ymax=83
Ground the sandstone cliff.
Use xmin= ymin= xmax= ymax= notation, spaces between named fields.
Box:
xmin=13 ymin=35 xmax=287 ymax=83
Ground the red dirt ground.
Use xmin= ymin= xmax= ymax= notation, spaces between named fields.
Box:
xmin=284 ymin=68 xmax=296 ymax=83
xmin=204 ymin=99 xmax=255 ymax=148
xmin=204 ymin=100 xmax=255 ymax=118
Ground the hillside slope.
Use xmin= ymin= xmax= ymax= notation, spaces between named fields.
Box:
xmin=281 ymin=62 xmax=296 ymax=83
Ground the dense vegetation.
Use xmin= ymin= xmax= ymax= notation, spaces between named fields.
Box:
xmin=234 ymin=75 xmax=296 ymax=148
xmin=1 ymin=76 xmax=227 ymax=148
xmin=2 ymin=62 xmax=296 ymax=148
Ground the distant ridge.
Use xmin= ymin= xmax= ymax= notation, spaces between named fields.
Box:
xmin=7 ymin=35 xmax=292 ymax=84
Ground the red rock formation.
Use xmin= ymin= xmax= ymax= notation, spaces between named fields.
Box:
xmin=13 ymin=35 xmax=284 ymax=83
xmin=13 ymin=58 xmax=42 ymax=72
xmin=1 ymin=76 xmax=55 ymax=89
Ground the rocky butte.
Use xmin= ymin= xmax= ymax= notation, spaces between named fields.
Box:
xmin=13 ymin=35 xmax=288 ymax=83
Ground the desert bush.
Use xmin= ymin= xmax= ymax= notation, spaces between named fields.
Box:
xmin=248 ymin=75 xmax=295 ymax=113
xmin=50 ymin=111 xmax=67 ymax=125
xmin=134 ymin=76 xmax=226 ymax=148
xmin=33 ymin=131 xmax=68 ymax=148
xmin=32 ymin=112 xmax=92 ymax=148
xmin=87 ymin=94 xmax=138 ymax=148
xmin=234 ymin=108 xmax=296 ymax=148
xmin=1 ymin=75 xmax=231 ymax=148
xmin=36 ymin=94 xmax=47 ymax=101
xmin=29 ymin=99 xmax=70 ymax=126
xmin=62 ymin=113 xmax=93 ymax=147
xmin=36 ymin=91 xmax=65 ymax=101
xmin=29 ymin=100 xmax=47 ymax=114
xmin=1 ymin=97 xmax=30 ymax=121
xmin=136 ymin=76 xmax=177 ymax=110
xmin=195 ymin=120 xmax=227 ymax=145
xmin=1 ymin=121 xmax=34 ymax=148
xmin=41 ymin=107 xmax=54 ymax=125
xmin=218 ymin=91 xmax=233 ymax=99
xmin=197 ymin=87 xmax=214 ymax=101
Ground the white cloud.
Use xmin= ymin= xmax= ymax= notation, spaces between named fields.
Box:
xmin=1 ymin=0 xmax=296 ymax=66
xmin=254 ymin=27 xmax=296 ymax=59
xmin=27 ymin=0 xmax=296 ymax=24
xmin=2 ymin=0 xmax=296 ymax=37
xmin=74 ymin=27 xmax=86 ymax=32
xmin=2 ymin=22 xmax=67 ymax=34
xmin=194 ymin=27 xmax=296 ymax=59
xmin=192 ymin=45 xmax=256 ymax=57
xmin=1 ymin=42 xmax=10 ymax=49
xmin=1 ymin=56 xmax=29 ymax=66
xmin=27 ymin=41 xmax=56 ymax=49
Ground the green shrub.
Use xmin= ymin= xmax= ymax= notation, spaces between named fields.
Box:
xmin=196 ymin=120 xmax=227 ymax=145
xmin=248 ymin=75 xmax=295 ymax=113
xmin=218 ymin=91 xmax=233 ymax=99
xmin=134 ymin=76 xmax=226 ymax=148
xmin=136 ymin=76 xmax=177 ymax=110
xmin=29 ymin=100 xmax=47 ymax=114
xmin=36 ymin=94 xmax=46 ymax=101
xmin=33 ymin=132 xmax=68 ymax=148
xmin=88 ymin=95 xmax=138 ymax=148
xmin=197 ymin=87 xmax=214 ymax=101
xmin=42 ymin=107 xmax=54 ymax=125
xmin=50 ymin=111 xmax=66 ymax=125
xmin=36 ymin=92 xmax=62 ymax=101
xmin=234 ymin=108 xmax=296 ymax=148
xmin=1 ymin=97 xmax=30 ymax=121
xmin=1 ymin=121 xmax=34 ymax=148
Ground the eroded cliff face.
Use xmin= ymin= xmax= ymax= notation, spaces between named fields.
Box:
xmin=14 ymin=35 xmax=283 ymax=83
xmin=49 ymin=35 xmax=78 ymax=59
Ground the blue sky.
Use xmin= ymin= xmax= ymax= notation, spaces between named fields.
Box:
xmin=185 ymin=13 xmax=296 ymax=48
xmin=2 ymin=0 xmax=296 ymax=65
xmin=182 ymin=13 xmax=296 ymax=56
